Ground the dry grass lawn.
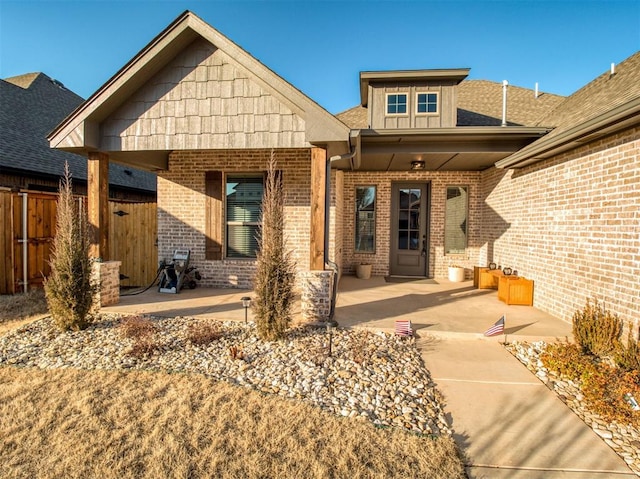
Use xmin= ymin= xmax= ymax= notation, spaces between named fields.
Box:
xmin=0 ymin=367 xmax=465 ymax=479
xmin=0 ymin=289 xmax=48 ymax=334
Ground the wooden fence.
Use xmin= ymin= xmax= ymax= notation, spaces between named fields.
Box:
xmin=0 ymin=191 xmax=157 ymax=294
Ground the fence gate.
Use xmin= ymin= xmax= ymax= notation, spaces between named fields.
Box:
xmin=0 ymin=191 xmax=157 ymax=294
xmin=108 ymin=201 xmax=158 ymax=288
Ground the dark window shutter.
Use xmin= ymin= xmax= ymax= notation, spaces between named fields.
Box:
xmin=205 ymin=171 xmax=223 ymax=260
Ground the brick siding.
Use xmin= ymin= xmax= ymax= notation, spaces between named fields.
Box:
xmin=158 ymin=148 xmax=312 ymax=289
xmin=481 ymin=126 xmax=640 ymax=332
xmin=341 ymin=170 xmax=483 ymax=278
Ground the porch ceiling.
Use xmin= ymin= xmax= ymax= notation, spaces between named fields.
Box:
xmin=348 ymin=126 xmax=551 ymax=171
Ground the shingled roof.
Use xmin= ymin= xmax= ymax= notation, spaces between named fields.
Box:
xmin=498 ymin=51 xmax=640 ymax=168
xmin=0 ymin=72 xmax=156 ymax=194
xmin=335 ymin=80 xmax=564 ymax=129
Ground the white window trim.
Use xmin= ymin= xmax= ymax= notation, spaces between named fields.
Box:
xmin=415 ymin=91 xmax=439 ymax=116
xmin=385 ymin=92 xmax=409 ymax=117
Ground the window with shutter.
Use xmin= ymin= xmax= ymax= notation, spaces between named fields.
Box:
xmin=225 ymin=174 xmax=264 ymax=259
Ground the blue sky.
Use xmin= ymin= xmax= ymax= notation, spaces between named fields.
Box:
xmin=1 ymin=0 xmax=639 ymax=113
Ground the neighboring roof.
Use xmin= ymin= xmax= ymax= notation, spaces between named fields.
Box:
xmin=457 ymin=80 xmax=564 ymax=127
xmin=49 ymin=10 xmax=350 ymax=166
xmin=498 ymin=51 xmax=640 ymax=168
xmin=336 ymin=80 xmax=564 ymax=129
xmin=0 ymin=72 xmax=156 ymax=193
xmin=360 ymin=69 xmax=470 ymax=107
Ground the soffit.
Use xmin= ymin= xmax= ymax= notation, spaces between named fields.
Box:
xmin=348 ymin=127 xmax=550 ymax=171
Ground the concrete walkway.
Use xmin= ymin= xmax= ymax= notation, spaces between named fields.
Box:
xmin=418 ymin=338 xmax=636 ymax=478
xmin=104 ymin=276 xmax=636 ymax=477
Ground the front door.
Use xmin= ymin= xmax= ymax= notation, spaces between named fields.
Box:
xmin=390 ymin=183 xmax=430 ymax=276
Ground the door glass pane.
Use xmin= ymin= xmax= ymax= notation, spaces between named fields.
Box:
xmin=397 ymin=187 xmax=423 ymax=251
xmin=398 ymin=210 xmax=408 ymax=230
xmin=398 ymin=230 xmax=408 ymax=250
xmin=399 ymin=189 xmax=410 ymax=209
xmin=409 ymin=231 xmax=419 ymax=250
xmin=410 ymin=210 xmax=419 ymax=229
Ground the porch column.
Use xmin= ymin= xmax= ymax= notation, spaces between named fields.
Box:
xmin=87 ymin=151 xmax=109 ymax=260
xmin=310 ymin=147 xmax=326 ymax=270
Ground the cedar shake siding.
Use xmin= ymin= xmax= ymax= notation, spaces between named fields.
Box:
xmin=102 ymin=39 xmax=308 ymax=152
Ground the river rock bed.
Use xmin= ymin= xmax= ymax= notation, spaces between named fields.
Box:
xmin=506 ymin=341 xmax=640 ymax=476
xmin=0 ymin=314 xmax=451 ymax=437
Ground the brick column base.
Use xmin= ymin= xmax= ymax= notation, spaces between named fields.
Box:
xmin=92 ymin=261 xmax=121 ymax=307
xmin=300 ymin=270 xmax=334 ymax=322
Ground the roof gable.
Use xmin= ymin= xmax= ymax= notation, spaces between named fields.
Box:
xmin=49 ymin=10 xmax=349 ymax=165
xmin=101 ymin=38 xmax=308 ymax=152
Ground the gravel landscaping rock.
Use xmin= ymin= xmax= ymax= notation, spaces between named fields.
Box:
xmin=506 ymin=341 xmax=640 ymax=476
xmin=0 ymin=314 xmax=451 ymax=437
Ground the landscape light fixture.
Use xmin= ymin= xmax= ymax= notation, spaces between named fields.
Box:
xmin=241 ymin=296 xmax=251 ymax=324
xmin=326 ymin=322 xmax=336 ymax=357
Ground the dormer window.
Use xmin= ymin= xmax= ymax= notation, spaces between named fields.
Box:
xmin=386 ymin=93 xmax=407 ymax=115
xmin=416 ymin=92 xmax=438 ymax=114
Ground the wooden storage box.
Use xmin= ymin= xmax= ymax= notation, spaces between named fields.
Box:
xmin=477 ymin=268 xmax=501 ymax=289
xmin=498 ymin=276 xmax=534 ymax=306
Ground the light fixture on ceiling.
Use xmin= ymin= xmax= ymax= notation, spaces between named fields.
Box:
xmin=411 ymin=160 xmax=425 ymax=170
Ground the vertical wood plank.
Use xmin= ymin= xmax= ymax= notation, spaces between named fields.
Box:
xmin=310 ymin=147 xmax=326 ymax=271
xmin=205 ymin=171 xmax=223 ymax=260
xmin=88 ymin=151 xmax=110 ymax=260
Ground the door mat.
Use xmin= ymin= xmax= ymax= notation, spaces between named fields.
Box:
xmin=384 ymin=276 xmax=439 ymax=284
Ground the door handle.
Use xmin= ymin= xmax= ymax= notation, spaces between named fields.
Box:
xmin=421 ymin=236 xmax=427 ymax=257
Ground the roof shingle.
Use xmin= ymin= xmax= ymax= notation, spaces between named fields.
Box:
xmin=335 ymin=80 xmax=565 ymax=129
xmin=0 ymin=73 xmax=156 ymax=193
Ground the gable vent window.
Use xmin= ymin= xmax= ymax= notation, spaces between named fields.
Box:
xmin=386 ymin=93 xmax=408 ymax=115
xmin=416 ymin=92 xmax=438 ymax=114
xmin=226 ymin=174 xmax=264 ymax=259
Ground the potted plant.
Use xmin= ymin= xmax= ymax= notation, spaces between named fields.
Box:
xmin=448 ymin=265 xmax=465 ymax=282
xmin=355 ymin=262 xmax=372 ymax=280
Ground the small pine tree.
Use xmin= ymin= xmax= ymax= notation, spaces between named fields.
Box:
xmin=44 ymin=163 xmax=97 ymax=331
xmin=253 ymin=153 xmax=296 ymax=341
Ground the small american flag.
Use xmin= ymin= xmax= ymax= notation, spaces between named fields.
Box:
xmin=395 ymin=319 xmax=412 ymax=336
xmin=484 ymin=315 xmax=505 ymax=337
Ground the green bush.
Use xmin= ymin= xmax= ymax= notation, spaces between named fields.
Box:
xmin=541 ymin=342 xmax=640 ymax=427
xmin=615 ymin=325 xmax=640 ymax=372
xmin=253 ymin=153 xmax=296 ymax=341
xmin=44 ymin=164 xmax=97 ymax=331
xmin=541 ymin=342 xmax=591 ymax=379
xmin=581 ymin=363 xmax=640 ymax=425
xmin=572 ymin=298 xmax=621 ymax=358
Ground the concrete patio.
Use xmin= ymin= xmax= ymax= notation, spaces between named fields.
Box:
xmin=104 ymin=275 xmax=573 ymax=342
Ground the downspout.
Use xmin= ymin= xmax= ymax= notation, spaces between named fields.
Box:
xmin=325 ymin=140 xmax=357 ymax=321
xmin=18 ymin=192 xmax=28 ymax=293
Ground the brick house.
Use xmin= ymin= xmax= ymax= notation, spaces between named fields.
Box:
xmin=49 ymin=11 xmax=639 ymax=331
